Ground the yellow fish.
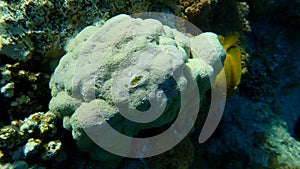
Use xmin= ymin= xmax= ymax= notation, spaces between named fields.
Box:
xmin=215 ymin=35 xmax=242 ymax=96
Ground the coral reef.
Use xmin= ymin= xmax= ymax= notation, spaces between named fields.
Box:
xmin=177 ymin=0 xmax=251 ymax=35
xmin=0 ymin=0 xmax=250 ymax=62
xmin=145 ymin=137 xmax=194 ymax=169
xmin=0 ymin=111 xmax=65 ymax=168
xmin=0 ymin=62 xmax=51 ymax=122
xmin=0 ymin=0 xmax=299 ymax=169
xmin=0 ymin=0 xmax=179 ymax=62
xmin=0 ymin=160 xmax=33 ymax=169
xmin=103 ymin=0 xmax=180 ymax=15
xmin=178 ymin=0 xmax=213 ymax=16
xmin=0 ymin=64 xmax=13 ymax=98
xmin=239 ymin=7 xmax=298 ymax=102
xmin=195 ymin=95 xmax=300 ymax=168
xmin=1 ymin=82 xmax=14 ymax=98
xmin=0 ymin=0 xmax=109 ymax=61
xmin=192 ymin=0 xmax=300 ymax=168
xmin=49 ymin=14 xmax=225 ymax=166
xmin=247 ymin=0 xmax=299 ymax=26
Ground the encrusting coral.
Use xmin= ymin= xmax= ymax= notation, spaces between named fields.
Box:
xmin=0 ymin=63 xmax=51 ymax=121
xmin=0 ymin=0 xmax=109 ymax=61
xmin=0 ymin=111 xmax=65 ymax=168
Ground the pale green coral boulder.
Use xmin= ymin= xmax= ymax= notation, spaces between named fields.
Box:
xmin=49 ymin=14 xmax=225 ymax=165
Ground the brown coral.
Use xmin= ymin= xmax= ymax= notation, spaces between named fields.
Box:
xmin=178 ymin=0 xmax=210 ymax=15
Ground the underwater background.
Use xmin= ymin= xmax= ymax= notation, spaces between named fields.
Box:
xmin=0 ymin=0 xmax=299 ymax=168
